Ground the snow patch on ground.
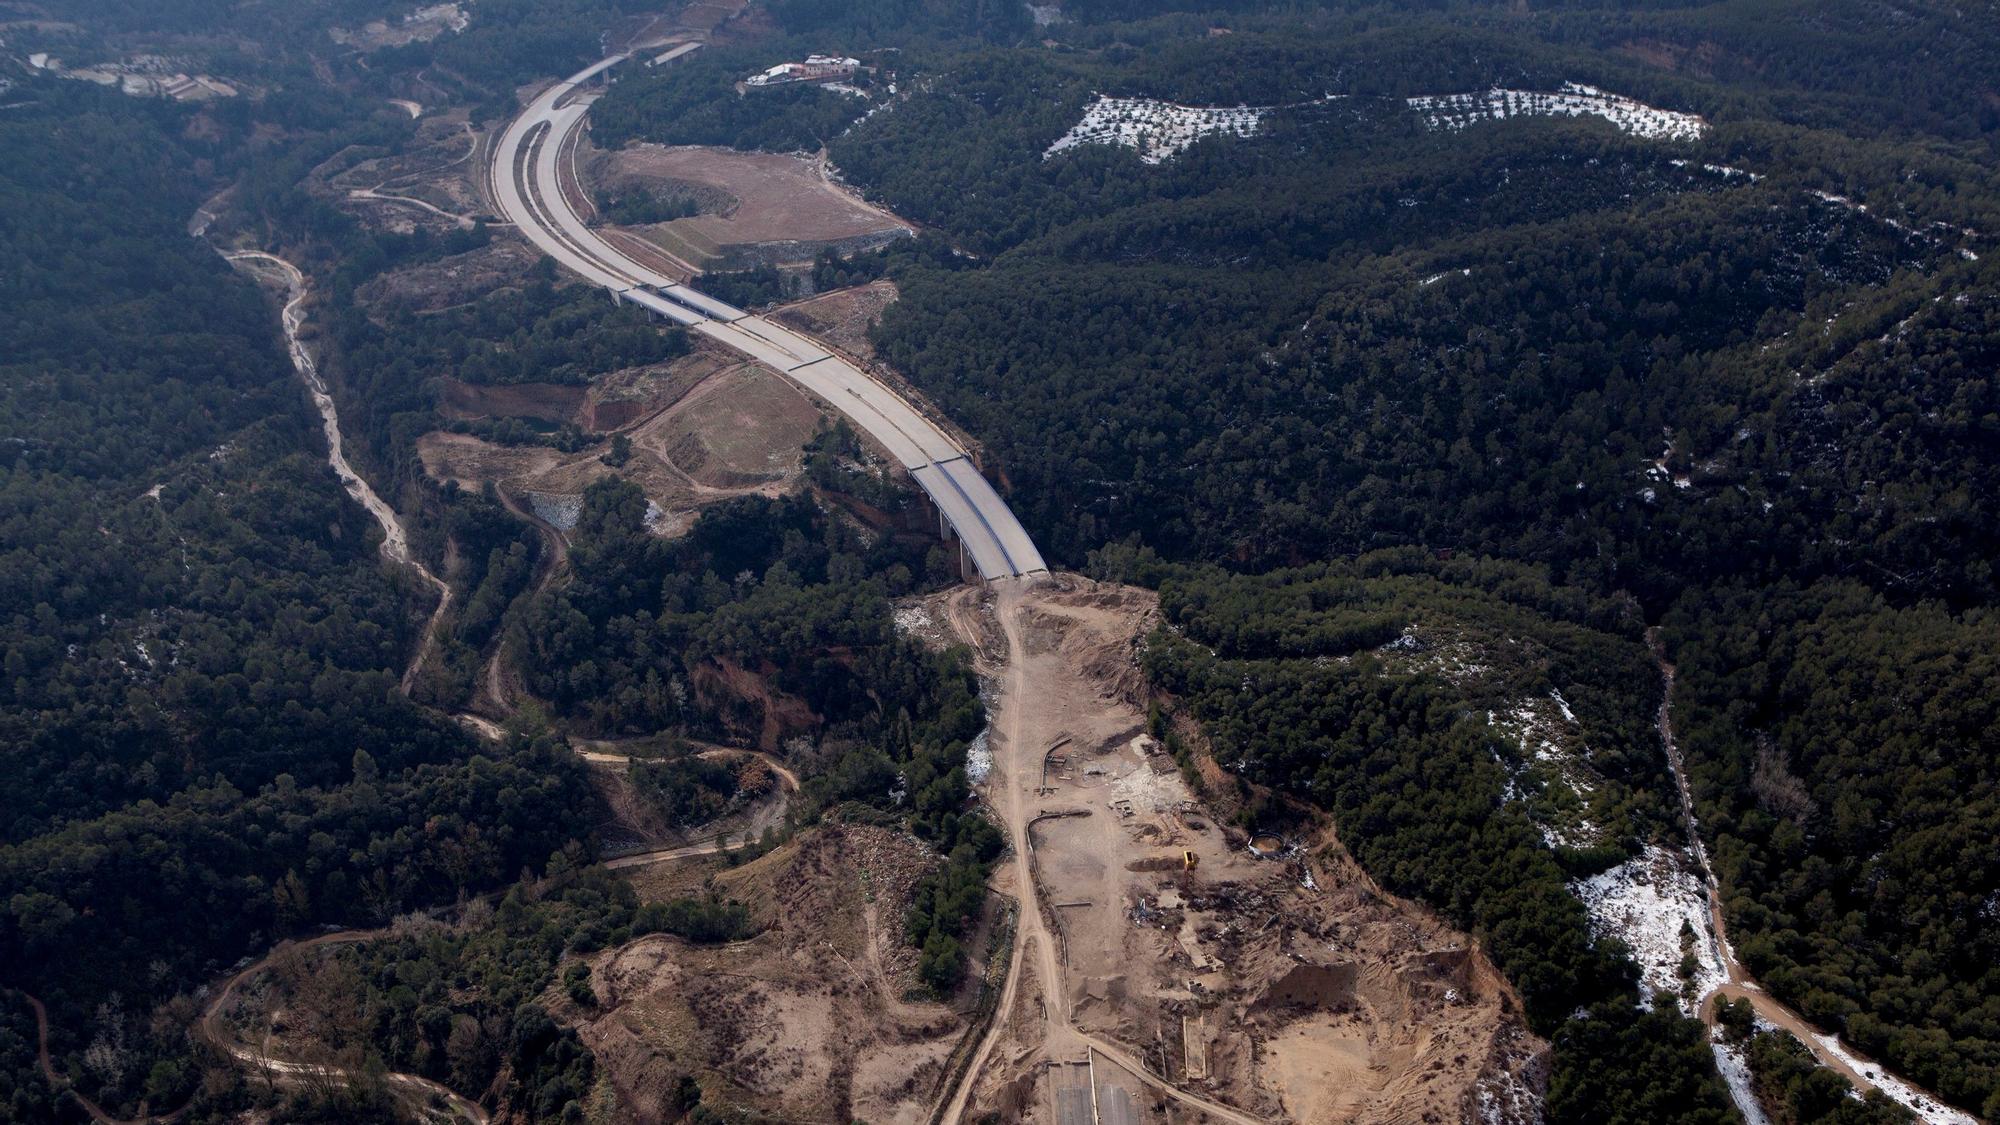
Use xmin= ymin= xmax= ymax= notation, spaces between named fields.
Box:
xmin=1671 ymin=159 xmax=1764 ymax=182
xmin=525 ymin=491 xmax=581 ymax=531
xmin=1472 ymin=1061 xmax=1542 ymax=1125
xmin=1026 ymin=2 xmax=1065 ymax=26
xmin=1712 ymin=1035 xmax=1772 ymax=1125
xmin=1046 ymin=94 xmax=1265 ymax=164
xmin=1570 ymin=845 xmax=1726 ymax=1012
xmin=1380 ymin=627 xmax=1489 ymax=686
xmin=963 ymin=726 xmax=993 ymax=785
xmin=1420 ymin=267 xmax=1473 ymax=286
xmin=1807 ymin=188 xmax=1985 ymax=260
xmin=1806 ymin=1033 xmax=1978 ymax=1124
xmin=893 ymin=603 xmax=933 ymax=635
xmin=1485 ymin=693 xmax=1608 ymax=849
xmin=1409 ymin=82 xmax=1707 ymax=141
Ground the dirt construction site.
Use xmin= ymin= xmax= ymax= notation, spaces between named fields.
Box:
xmin=571 ymin=822 xmax=981 ymax=1125
xmin=927 ymin=576 xmax=1547 ymax=1125
xmin=299 ymin=34 xmax=1547 ymax=1116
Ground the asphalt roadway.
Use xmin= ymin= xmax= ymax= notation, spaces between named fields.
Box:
xmin=488 ymin=54 xmax=1046 ymax=580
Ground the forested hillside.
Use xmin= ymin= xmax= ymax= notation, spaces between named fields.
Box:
xmin=1098 ymin=544 xmax=1733 ymax=1121
xmin=8 ymin=0 xmax=2000 ymax=1120
xmin=0 ymin=81 xmax=599 ymax=1121
xmin=665 ymin=0 xmax=2000 ymax=1117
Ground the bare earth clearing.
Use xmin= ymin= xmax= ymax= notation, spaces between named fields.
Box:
xmin=417 ymin=347 xmax=824 ymax=539
xmin=596 ymin=144 xmax=911 ymax=271
xmin=934 ymin=577 xmax=1546 ymax=1125
xmin=569 ymin=823 xmax=978 ymax=1125
xmin=771 ymin=278 xmax=900 ymax=360
xmin=318 ymin=112 xmax=492 ymax=235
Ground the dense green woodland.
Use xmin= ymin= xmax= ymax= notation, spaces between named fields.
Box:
xmin=512 ymin=482 xmax=956 ymax=736
xmin=1667 ymin=584 xmax=2000 ymax=1110
xmin=0 ymin=81 xmax=597 ymax=1122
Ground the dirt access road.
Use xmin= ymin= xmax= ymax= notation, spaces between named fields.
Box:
xmin=1652 ymin=637 xmax=1972 ymax=1122
xmin=23 ymin=992 xmax=187 ymax=1125
xmin=25 ymin=928 xmax=484 ymax=1125
xmin=947 ymin=577 xmax=1265 ymax=1125
xmin=195 ymin=931 xmax=489 ymax=1124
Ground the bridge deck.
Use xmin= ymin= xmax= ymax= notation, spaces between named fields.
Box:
xmin=495 ymin=53 xmax=1049 ymax=580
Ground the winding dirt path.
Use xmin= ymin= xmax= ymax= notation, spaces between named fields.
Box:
xmin=570 ymin=740 xmax=801 ymax=790
xmin=346 ymin=186 xmax=493 ymax=230
xmin=1652 ymin=633 xmax=1974 ymax=1123
xmin=223 ymin=251 xmax=451 ymax=696
xmin=344 ymin=119 xmax=494 ymax=232
xmin=29 ymin=831 xmax=768 ymax=1122
xmin=468 ymin=484 xmax=570 ymax=718
xmin=192 ymin=931 xmax=489 ymax=1124
xmin=22 ymin=993 xmax=187 ymax=1125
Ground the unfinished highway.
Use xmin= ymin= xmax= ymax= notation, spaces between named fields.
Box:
xmin=489 ymin=54 xmax=1046 ymax=581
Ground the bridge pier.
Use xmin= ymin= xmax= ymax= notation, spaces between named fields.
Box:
xmin=925 ymin=492 xmax=982 ymax=585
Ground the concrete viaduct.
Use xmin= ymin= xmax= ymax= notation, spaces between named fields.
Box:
xmin=488 ymin=52 xmax=1046 ymax=581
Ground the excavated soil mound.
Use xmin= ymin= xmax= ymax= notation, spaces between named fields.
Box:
xmin=570 ymin=823 xmax=974 ymax=1124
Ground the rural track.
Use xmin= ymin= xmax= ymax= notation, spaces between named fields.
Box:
xmin=570 ymin=740 xmax=803 ymax=792
xmin=346 ymin=122 xmax=506 ymax=232
xmin=1650 ymin=632 xmax=1972 ymax=1122
xmin=193 ymin=930 xmax=489 ymax=1124
xmin=601 ymin=835 xmax=753 ymax=870
xmin=28 ymin=920 xmax=489 ymax=1123
xmin=22 ymin=992 xmax=188 ymax=1125
xmin=346 ymin=186 xmax=491 ymax=230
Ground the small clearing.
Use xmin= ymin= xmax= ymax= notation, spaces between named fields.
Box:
xmin=359 ymin=241 xmax=547 ymax=311
xmin=1484 ymin=692 xmax=1610 ymax=850
xmin=1408 ymin=83 xmax=1707 ymax=141
xmin=329 ymin=2 xmax=469 ymax=49
xmin=29 ymin=54 xmax=236 ymax=101
xmin=770 ymin=279 xmax=899 ymax=361
xmin=417 ymin=348 xmax=824 ymax=540
xmin=1045 ymin=94 xmax=1264 ymax=164
xmin=318 ymin=113 xmax=488 ymax=236
xmin=1570 ymin=844 xmax=1726 ymax=1013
